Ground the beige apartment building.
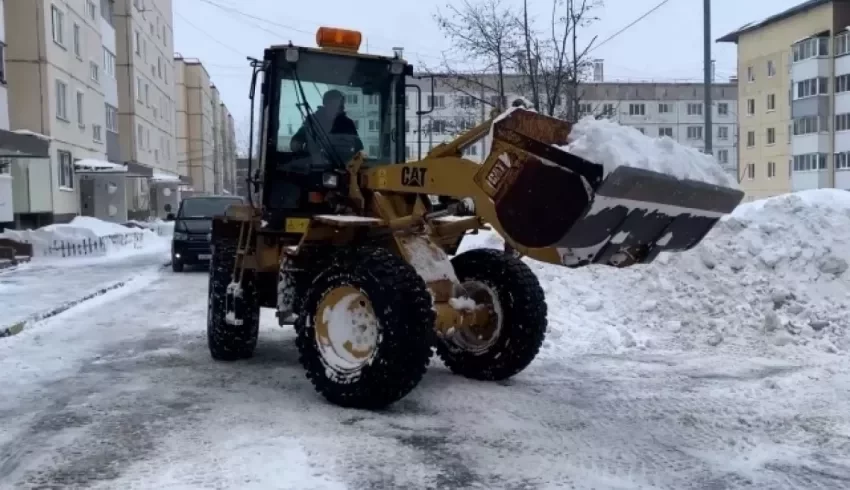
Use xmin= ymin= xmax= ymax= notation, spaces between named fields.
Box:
xmin=114 ymin=0 xmax=181 ymax=218
xmin=174 ymin=57 xmax=236 ymax=195
xmin=5 ymin=0 xmax=114 ymax=226
xmin=719 ymin=0 xmax=850 ymax=201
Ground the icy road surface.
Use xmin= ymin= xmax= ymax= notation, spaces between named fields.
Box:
xmin=2 ymin=269 xmax=850 ymax=489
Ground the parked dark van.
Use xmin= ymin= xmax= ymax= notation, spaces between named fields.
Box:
xmin=171 ymin=195 xmax=244 ymax=272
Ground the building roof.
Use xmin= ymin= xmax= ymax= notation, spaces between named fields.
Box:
xmin=716 ymin=0 xmax=830 ymax=43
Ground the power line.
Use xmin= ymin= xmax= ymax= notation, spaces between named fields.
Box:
xmin=174 ymin=10 xmax=246 ymax=58
xmin=589 ymin=0 xmax=675 ymax=53
xmin=192 ymin=0 xmax=461 ymax=63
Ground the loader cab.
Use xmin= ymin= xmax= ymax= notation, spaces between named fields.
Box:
xmin=258 ymin=28 xmax=412 ymax=231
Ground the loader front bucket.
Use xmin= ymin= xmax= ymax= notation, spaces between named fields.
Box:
xmin=479 ymin=108 xmax=745 ymax=267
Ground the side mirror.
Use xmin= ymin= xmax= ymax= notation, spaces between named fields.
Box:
xmin=166 ymin=213 xmax=175 ymax=221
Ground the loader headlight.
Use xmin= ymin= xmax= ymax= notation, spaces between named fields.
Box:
xmin=322 ymin=172 xmax=339 ymax=188
xmin=390 ymin=61 xmax=405 ymax=75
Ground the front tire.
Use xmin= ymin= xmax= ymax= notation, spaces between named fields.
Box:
xmin=207 ymin=235 xmax=260 ymax=361
xmin=436 ymin=248 xmax=547 ymax=380
xmin=171 ymin=257 xmax=184 ymax=272
xmin=295 ymin=247 xmax=434 ymax=409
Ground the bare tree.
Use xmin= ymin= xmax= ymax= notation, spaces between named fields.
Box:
xmin=515 ymin=0 xmax=602 ymax=120
xmin=427 ymin=0 xmax=524 ymax=112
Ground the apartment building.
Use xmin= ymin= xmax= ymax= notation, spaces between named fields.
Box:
xmin=0 ymin=1 xmax=52 ymax=230
xmin=114 ymin=0 xmax=180 ymax=218
xmin=398 ymin=75 xmax=738 ymax=174
xmin=719 ymin=0 xmax=850 ymax=201
xmin=5 ymin=0 xmax=116 ymax=227
xmin=175 ymin=57 xmax=213 ymax=193
xmin=173 ymin=57 xmax=237 ymax=195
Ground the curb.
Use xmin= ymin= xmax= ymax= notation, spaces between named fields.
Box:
xmin=0 ymin=280 xmax=128 ymax=339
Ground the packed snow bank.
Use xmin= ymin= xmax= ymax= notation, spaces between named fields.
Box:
xmin=0 ymin=216 xmax=169 ymax=259
xmin=562 ymin=116 xmax=737 ymax=188
xmin=458 ymin=189 xmax=850 ymax=358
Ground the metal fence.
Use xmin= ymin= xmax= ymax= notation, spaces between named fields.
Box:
xmin=40 ymin=232 xmax=147 ymax=258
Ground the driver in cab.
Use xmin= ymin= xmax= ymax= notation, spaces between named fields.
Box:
xmin=289 ymin=89 xmax=364 ymax=155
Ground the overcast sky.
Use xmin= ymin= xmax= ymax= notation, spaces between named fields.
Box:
xmin=173 ymin=0 xmax=803 ymax=140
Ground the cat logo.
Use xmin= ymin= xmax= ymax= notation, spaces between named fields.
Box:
xmin=401 ymin=166 xmax=427 ymax=187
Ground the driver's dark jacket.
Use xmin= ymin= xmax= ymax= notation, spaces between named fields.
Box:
xmin=290 ymin=110 xmax=363 ymax=153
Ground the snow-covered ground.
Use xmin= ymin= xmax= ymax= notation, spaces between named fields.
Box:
xmin=0 ymin=217 xmax=169 ymax=259
xmin=0 ymin=190 xmax=849 ymax=489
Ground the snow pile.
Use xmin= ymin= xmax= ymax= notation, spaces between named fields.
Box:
xmin=458 ymin=189 xmax=850 ymax=358
xmin=0 ymin=216 xmax=169 ymax=259
xmin=562 ymin=115 xmax=738 ymax=188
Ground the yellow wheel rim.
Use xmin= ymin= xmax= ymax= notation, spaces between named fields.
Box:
xmin=314 ymin=286 xmax=380 ymax=371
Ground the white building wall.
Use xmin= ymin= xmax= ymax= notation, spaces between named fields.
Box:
xmin=401 ymin=79 xmax=738 ymax=177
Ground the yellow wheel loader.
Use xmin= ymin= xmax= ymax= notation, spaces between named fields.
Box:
xmin=208 ymin=27 xmax=744 ymax=409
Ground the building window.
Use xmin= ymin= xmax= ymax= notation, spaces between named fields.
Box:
xmin=92 ymin=124 xmax=102 ymax=142
xmin=686 ymin=103 xmax=702 ymax=115
xmin=836 ymin=113 xmax=850 ymax=131
xmin=747 ymin=66 xmax=754 ymax=82
xmin=73 ymin=24 xmax=81 ymax=57
xmin=766 ymin=127 xmax=775 ymax=145
xmin=793 ymin=37 xmax=829 ymax=62
xmin=136 ymin=77 xmax=143 ymax=101
xmin=836 ymin=74 xmax=850 ymax=93
xmin=345 ymin=94 xmax=358 ymax=105
xmin=717 ymin=103 xmax=729 ymax=115
xmin=135 ymin=31 xmax=141 ymax=55
xmin=836 ymin=151 xmax=850 ymax=169
xmin=105 ymin=103 xmax=118 ymax=132
xmin=793 ymin=115 xmax=829 ymax=135
xmin=427 ymin=95 xmax=445 ymax=109
xmin=766 ymin=93 xmax=775 ymax=111
xmin=51 ymin=6 xmax=65 ymax=46
xmin=836 ymin=32 xmax=850 ymax=57
xmin=58 ymin=150 xmax=74 ymax=189
xmin=658 ymin=127 xmax=673 ymax=137
xmin=137 ymin=123 xmax=144 ymax=149
xmin=686 ymin=126 xmax=702 ymax=139
xmin=144 ymin=83 xmax=149 ymax=105
xmin=628 ymin=103 xmax=645 ymax=116
xmin=103 ymin=48 xmax=115 ymax=77
xmin=796 ymin=77 xmax=828 ymax=98
xmin=658 ymin=103 xmax=670 ymax=113
xmin=717 ymin=149 xmax=729 ymax=164
xmin=747 ymin=131 xmax=755 ymax=147
xmin=746 ymin=163 xmax=755 ymax=179
xmin=767 ymin=161 xmax=776 ymax=178
xmin=90 ymin=61 xmax=99 ymax=82
xmin=792 ymin=153 xmax=827 ymax=171
xmin=718 ymin=126 xmax=729 ymax=139
xmin=368 ymin=119 xmax=379 ymax=132
xmin=747 ymin=99 xmax=755 ymax=115
xmin=76 ymin=91 xmax=84 ymax=126
xmin=767 ymin=60 xmax=775 ymax=77
xmin=55 ymin=80 xmax=68 ymax=120
xmin=368 ymin=145 xmax=378 ymax=155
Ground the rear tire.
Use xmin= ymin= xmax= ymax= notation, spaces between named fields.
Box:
xmin=207 ymin=235 xmax=260 ymax=361
xmin=436 ymin=248 xmax=547 ymax=380
xmin=295 ymin=247 xmax=434 ymax=409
